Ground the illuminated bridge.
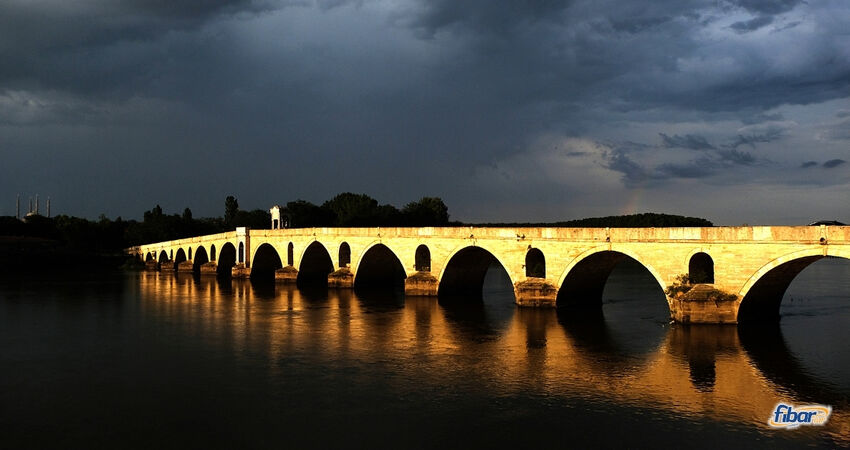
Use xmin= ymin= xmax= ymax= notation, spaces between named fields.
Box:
xmin=127 ymin=225 xmax=850 ymax=324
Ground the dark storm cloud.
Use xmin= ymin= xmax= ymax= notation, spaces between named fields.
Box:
xmin=823 ymin=159 xmax=847 ymax=169
xmin=605 ymin=148 xmax=649 ymax=186
xmin=409 ymin=0 xmax=573 ymax=36
xmin=0 ymin=0 xmax=276 ymax=94
xmin=726 ymin=127 xmax=785 ymax=149
xmin=730 ymin=15 xmax=773 ymax=33
xmin=717 ymin=149 xmax=756 ymax=165
xmin=2 ymin=0 xmax=849 ymax=223
xmin=659 ymin=133 xmax=715 ymax=150
xmin=655 ymin=160 xmax=717 ymax=179
xmin=731 ymin=0 xmax=804 ymax=15
xmin=800 ymin=161 xmax=819 ymax=168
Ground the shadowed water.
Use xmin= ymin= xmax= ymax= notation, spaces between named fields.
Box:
xmin=1 ymin=259 xmax=848 ymax=448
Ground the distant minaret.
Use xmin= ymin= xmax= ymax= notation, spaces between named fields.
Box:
xmin=47 ymin=197 xmax=51 ymax=218
xmin=16 ymin=194 xmax=20 ymax=219
xmin=29 ymin=197 xmax=33 ymax=214
xmin=35 ymin=194 xmax=39 ymax=215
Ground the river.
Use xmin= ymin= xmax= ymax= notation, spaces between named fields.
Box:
xmin=1 ymin=259 xmax=848 ymax=448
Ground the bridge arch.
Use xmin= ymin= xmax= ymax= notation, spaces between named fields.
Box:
xmin=437 ymin=244 xmax=517 ymax=299
xmin=174 ymin=248 xmax=187 ymax=266
xmin=339 ymin=242 xmax=351 ymax=268
xmin=556 ymin=246 xmax=666 ymax=308
xmin=525 ymin=247 xmax=545 ymax=278
xmin=145 ymin=252 xmax=153 ymax=262
xmin=737 ymin=248 xmax=850 ymax=322
xmin=353 ymin=242 xmax=406 ymax=289
xmin=218 ymin=242 xmax=237 ymax=277
xmin=210 ymin=244 xmax=216 ymax=261
xmin=193 ymin=246 xmax=209 ymax=272
xmin=188 ymin=247 xmax=193 ymax=260
xmin=688 ymin=251 xmax=714 ymax=283
xmin=158 ymin=250 xmax=168 ymax=262
xmin=415 ymin=245 xmax=430 ymax=272
xmin=251 ymin=243 xmax=283 ymax=281
xmin=298 ymin=241 xmax=334 ymax=285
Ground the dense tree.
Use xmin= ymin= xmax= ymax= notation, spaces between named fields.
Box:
xmin=402 ymin=197 xmax=449 ymax=226
xmin=225 ymin=196 xmax=239 ymax=226
xmin=284 ymin=200 xmax=334 ymax=228
xmin=232 ymin=209 xmax=271 ymax=229
xmin=321 ymin=193 xmax=382 ymax=226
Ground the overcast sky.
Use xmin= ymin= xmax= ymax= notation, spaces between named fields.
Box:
xmin=1 ymin=0 xmax=848 ymax=225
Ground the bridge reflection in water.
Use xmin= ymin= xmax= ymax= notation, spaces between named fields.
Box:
xmin=136 ymin=265 xmax=850 ymax=444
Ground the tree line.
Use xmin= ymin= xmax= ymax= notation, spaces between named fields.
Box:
xmin=0 ymin=193 xmax=450 ymax=253
xmin=0 ymin=193 xmax=713 ymax=255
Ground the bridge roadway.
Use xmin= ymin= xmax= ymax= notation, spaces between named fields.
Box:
xmin=127 ymin=225 xmax=850 ymax=324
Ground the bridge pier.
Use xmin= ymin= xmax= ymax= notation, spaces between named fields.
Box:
xmin=514 ymin=278 xmax=558 ymax=307
xmin=275 ymin=266 xmax=298 ymax=283
xmin=177 ymin=260 xmax=194 ymax=273
xmin=328 ymin=268 xmax=353 ymax=288
xmin=667 ymin=284 xmax=739 ymax=324
xmin=159 ymin=261 xmax=175 ymax=272
xmin=145 ymin=260 xmax=159 ymax=271
xmin=404 ymin=271 xmax=438 ymax=296
xmin=232 ymin=263 xmax=250 ymax=279
xmin=199 ymin=262 xmax=218 ymax=276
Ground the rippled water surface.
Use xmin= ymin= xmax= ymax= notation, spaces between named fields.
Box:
xmin=1 ymin=260 xmax=849 ymax=448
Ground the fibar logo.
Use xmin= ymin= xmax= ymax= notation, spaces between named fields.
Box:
xmin=768 ymin=403 xmax=832 ymax=429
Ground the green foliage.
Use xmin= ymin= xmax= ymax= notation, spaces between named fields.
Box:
xmin=665 ymin=273 xmax=694 ymax=297
xmin=665 ymin=273 xmax=737 ymax=302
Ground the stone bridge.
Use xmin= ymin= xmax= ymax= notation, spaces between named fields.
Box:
xmin=127 ymin=225 xmax=850 ymax=324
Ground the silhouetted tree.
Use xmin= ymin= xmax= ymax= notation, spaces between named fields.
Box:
xmin=182 ymin=208 xmax=192 ymax=221
xmin=233 ymin=209 xmax=271 ymax=229
xmin=282 ymin=200 xmax=331 ymax=227
xmin=402 ymin=197 xmax=449 ymax=226
xmin=225 ymin=196 xmax=239 ymax=225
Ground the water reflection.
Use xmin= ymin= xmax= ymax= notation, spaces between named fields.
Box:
xmin=131 ymin=268 xmax=850 ymax=444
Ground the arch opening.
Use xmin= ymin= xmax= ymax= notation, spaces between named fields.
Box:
xmin=158 ymin=250 xmax=168 ymax=262
xmin=415 ymin=245 xmax=431 ymax=272
xmin=339 ymin=242 xmax=351 ymax=268
xmin=170 ymin=249 xmax=173 ymax=260
xmin=145 ymin=252 xmax=153 ymax=262
xmin=188 ymin=248 xmax=193 ymax=260
xmin=238 ymin=242 xmax=245 ymax=263
xmin=287 ymin=242 xmax=294 ymax=266
xmin=193 ymin=246 xmax=209 ymax=272
xmin=557 ymin=251 xmax=665 ymax=309
xmin=210 ymin=244 xmax=216 ymax=262
xmin=174 ymin=248 xmax=187 ymax=267
xmin=297 ymin=241 xmax=334 ymax=286
xmin=439 ymin=246 xmax=514 ymax=302
xmin=217 ymin=243 xmax=237 ymax=277
xmin=689 ymin=252 xmax=714 ymax=284
xmin=525 ymin=248 xmax=545 ymax=278
xmin=354 ymin=244 xmax=406 ymax=290
xmin=251 ymin=243 xmax=283 ymax=282
xmin=738 ymin=255 xmax=834 ymax=322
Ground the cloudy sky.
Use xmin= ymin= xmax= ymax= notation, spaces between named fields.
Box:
xmin=1 ymin=0 xmax=848 ymax=225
